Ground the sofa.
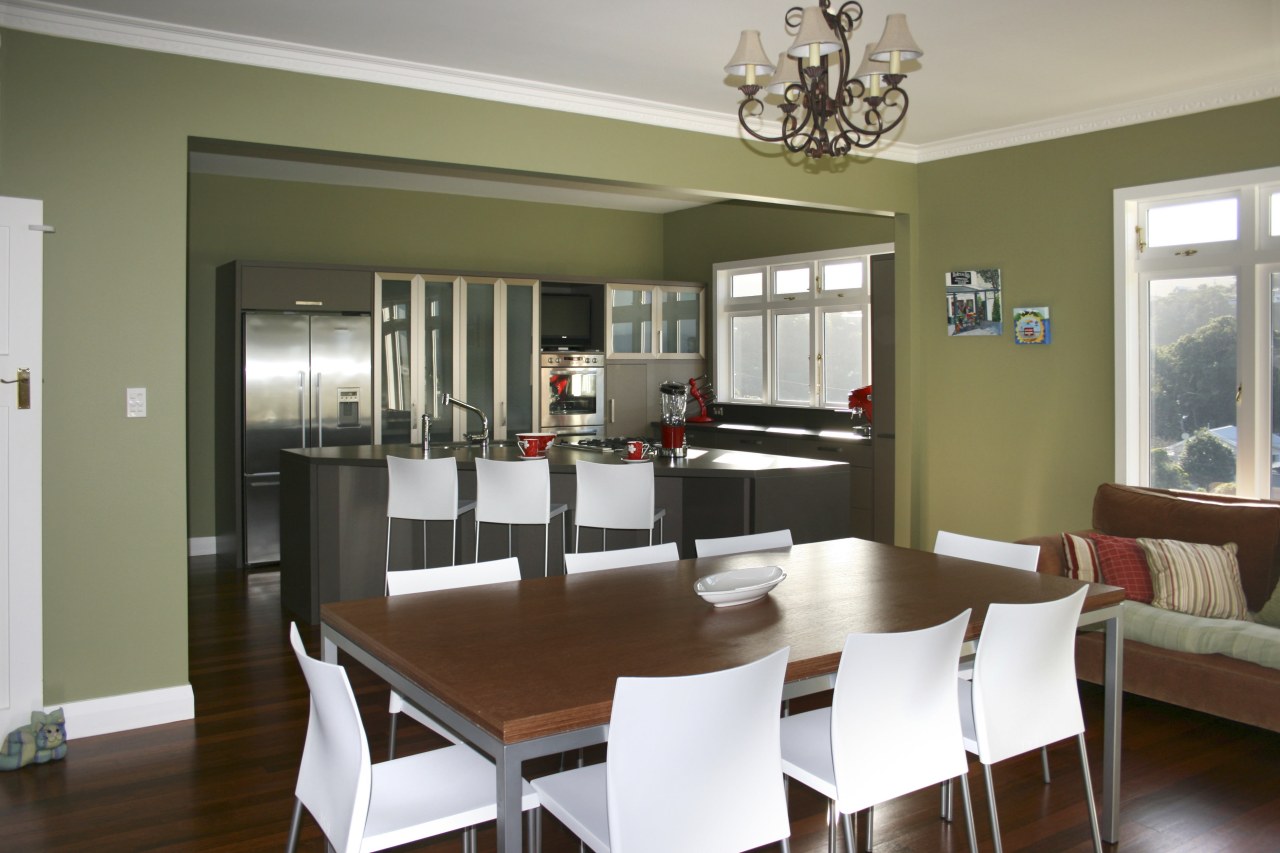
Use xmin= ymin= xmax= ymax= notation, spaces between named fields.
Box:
xmin=1021 ymin=483 xmax=1280 ymax=733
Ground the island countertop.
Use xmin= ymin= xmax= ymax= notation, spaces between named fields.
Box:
xmin=280 ymin=442 xmax=852 ymax=623
xmin=282 ymin=442 xmax=847 ymax=477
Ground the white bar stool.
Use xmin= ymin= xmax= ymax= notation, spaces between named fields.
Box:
xmin=384 ymin=455 xmax=475 ymax=585
xmin=572 ymin=460 xmax=666 ymax=553
xmin=473 ymin=457 xmax=568 ymax=577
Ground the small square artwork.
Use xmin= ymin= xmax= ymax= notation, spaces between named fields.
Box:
xmin=1013 ymin=306 xmax=1051 ymax=345
xmin=945 ymin=269 xmax=1002 ymax=336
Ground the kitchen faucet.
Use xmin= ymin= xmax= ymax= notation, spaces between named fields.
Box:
xmin=440 ymin=392 xmax=490 ymax=450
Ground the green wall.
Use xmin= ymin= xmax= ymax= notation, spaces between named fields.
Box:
xmin=661 ymin=200 xmax=896 ymax=283
xmin=3 ymin=23 xmax=1276 ymax=712
xmin=0 ymin=29 xmax=917 ymax=706
xmin=913 ymin=99 xmax=1280 ymax=545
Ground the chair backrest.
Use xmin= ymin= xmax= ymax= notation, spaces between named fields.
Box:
xmin=970 ymin=586 xmax=1088 ymax=765
xmin=829 ymin=610 xmax=972 ymax=814
xmin=933 ymin=530 xmax=1040 ymax=572
xmin=474 ymin=457 xmax=552 ymax=525
xmin=572 ymin=460 xmax=656 ymax=532
xmin=694 ymin=528 xmax=793 ymax=558
xmin=606 ymin=647 xmax=791 ymax=851
xmin=386 ymin=455 xmax=461 ymax=522
xmin=288 ymin=623 xmax=370 ymax=853
xmin=386 ymin=556 xmax=522 ymax=594
xmin=564 ymin=542 xmax=679 ymax=574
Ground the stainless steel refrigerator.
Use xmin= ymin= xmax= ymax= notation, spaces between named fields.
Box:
xmin=242 ymin=312 xmax=372 ymax=565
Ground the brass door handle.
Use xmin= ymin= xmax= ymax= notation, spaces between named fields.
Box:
xmin=1 ymin=368 xmax=31 ymax=409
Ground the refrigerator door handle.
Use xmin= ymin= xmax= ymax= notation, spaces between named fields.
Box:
xmin=314 ymin=371 xmax=323 ymax=447
xmin=297 ymin=371 xmax=307 ymax=448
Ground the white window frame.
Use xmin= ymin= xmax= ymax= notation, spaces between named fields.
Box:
xmin=1114 ymin=166 xmax=1280 ymax=495
xmin=714 ymin=243 xmax=889 ymax=408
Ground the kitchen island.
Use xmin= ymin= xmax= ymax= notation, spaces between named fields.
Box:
xmin=280 ymin=443 xmax=850 ymax=623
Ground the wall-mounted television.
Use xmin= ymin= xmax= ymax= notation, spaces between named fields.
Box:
xmin=540 ymin=287 xmax=600 ymax=351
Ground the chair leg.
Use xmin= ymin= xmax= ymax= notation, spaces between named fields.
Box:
xmin=983 ymin=763 xmax=1003 ymax=853
xmin=560 ymin=513 xmax=567 ymax=574
xmin=384 ymin=518 xmax=393 ymax=594
xmin=574 ymin=524 xmax=580 ymax=553
xmin=450 ymin=518 xmax=458 ymax=566
xmin=958 ymin=773 xmax=979 ymax=853
xmin=827 ymin=800 xmax=838 ymax=853
xmin=1041 ymin=745 xmax=1052 ymax=784
xmin=527 ymin=807 xmax=542 ymax=853
xmin=843 ymin=810 xmax=856 ymax=853
xmin=286 ymin=798 xmax=304 ymax=853
xmin=387 ymin=711 xmax=399 ymax=760
xmin=507 ymin=524 xmax=513 ymax=558
xmin=941 ymin=777 xmax=953 ymax=822
xmin=463 ymin=825 xmax=477 ymax=853
xmin=475 ymin=519 xmax=481 ymax=562
xmin=543 ymin=524 xmax=550 ymax=579
xmin=1077 ymin=733 xmax=1104 ymax=853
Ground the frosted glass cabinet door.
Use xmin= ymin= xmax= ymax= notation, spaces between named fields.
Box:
xmin=660 ymin=287 xmax=703 ymax=356
xmin=609 ymin=286 xmax=654 ymax=355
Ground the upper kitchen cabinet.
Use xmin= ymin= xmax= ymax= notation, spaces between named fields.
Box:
xmin=374 ymin=274 xmax=535 ymax=446
xmin=606 ymin=282 xmax=704 ymax=359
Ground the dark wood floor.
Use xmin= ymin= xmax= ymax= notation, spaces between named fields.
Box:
xmin=2 ymin=561 xmax=1278 ymax=852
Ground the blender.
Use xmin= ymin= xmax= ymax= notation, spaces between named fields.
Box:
xmin=659 ymin=382 xmax=689 ymax=458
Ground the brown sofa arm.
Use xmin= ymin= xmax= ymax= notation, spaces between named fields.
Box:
xmin=1016 ymin=532 xmax=1092 ymax=577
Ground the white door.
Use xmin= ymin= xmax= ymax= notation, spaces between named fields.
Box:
xmin=0 ymin=197 xmax=44 ymax=734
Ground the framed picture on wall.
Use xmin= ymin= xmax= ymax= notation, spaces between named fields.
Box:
xmin=945 ymin=269 xmax=1002 ymax=336
xmin=1013 ymin=306 xmax=1051 ymax=344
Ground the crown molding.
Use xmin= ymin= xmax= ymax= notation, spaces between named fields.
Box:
xmin=915 ymin=71 xmax=1280 ymax=162
xmin=2 ymin=1 xmax=1275 ymax=167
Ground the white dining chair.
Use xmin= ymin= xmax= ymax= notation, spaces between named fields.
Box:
xmin=531 ymin=647 xmax=792 ymax=853
xmin=285 ymin=623 xmax=540 ymax=853
xmin=694 ymin=528 xmax=793 ymax=558
xmin=564 ymin=541 xmax=679 ymax=574
xmin=780 ymin=610 xmax=978 ymax=853
xmin=933 ymin=529 xmax=1050 ymax=806
xmin=385 ymin=455 xmax=476 ymax=582
xmin=960 ymin=587 xmax=1103 ymax=853
xmin=933 ymin=530 xmax=1041 ymax=572
xmin=386 ymin=557 xmax=522 ymax=758
xmin=473 ymin=457 xmax=568 ymax=577
xmin=572 ymin=460 xmax=666 ymax=551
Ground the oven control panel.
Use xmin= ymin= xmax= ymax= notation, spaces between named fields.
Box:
xmin=540 ymin=352 xmax=604 ymax=368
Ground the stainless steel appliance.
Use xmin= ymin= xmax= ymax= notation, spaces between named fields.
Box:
xmin=243 ymin=312 xmax=372 ymax=565
xmin=539 ymin=351 xmax=605 ymax=438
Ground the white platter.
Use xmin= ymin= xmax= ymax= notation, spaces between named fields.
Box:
xmin=694 ymin=565 xmax=786 ymax=607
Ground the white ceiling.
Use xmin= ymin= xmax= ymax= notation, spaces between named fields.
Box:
xmin=5 ymin=0 xmax=1279 ymax=211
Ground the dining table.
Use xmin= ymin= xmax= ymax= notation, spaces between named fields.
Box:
xmin=320 ymin=536 xmax=1126 ymax=852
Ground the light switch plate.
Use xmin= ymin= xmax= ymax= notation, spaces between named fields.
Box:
xmin=127 ymin=387 xmax=146 ymax=418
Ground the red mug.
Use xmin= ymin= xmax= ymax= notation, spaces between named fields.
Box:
xmin=625 ymin=440 xmax=650 ymax=461
xmin=661 ymin=424 xmax=685 ymax=450
xmin=515 ymin=432 xmax=555 ymax=458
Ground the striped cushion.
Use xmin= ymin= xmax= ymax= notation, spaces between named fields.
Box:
xmin=1137 ymin=538 xmax=1249 ymax=620
xmin=1061 ymin=533 xmax=1101 ymax=583
xmin=1089 ymin=533 xmax=1154 ymax=603
xmin=1123 ymin=602 xmax=1280 ymax=670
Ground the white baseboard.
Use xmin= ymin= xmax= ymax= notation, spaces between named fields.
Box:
xmin=56 ymin=684 xmax=195 ymax=739
xmin=188 ymin=536 xmax=217 ymax=557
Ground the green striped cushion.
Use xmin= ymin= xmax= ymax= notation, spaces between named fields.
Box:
xmin=1123 ymin=602 xmax=1280 ymax=670
xmin=1137 ymin=538 xmax=1249 ymax=620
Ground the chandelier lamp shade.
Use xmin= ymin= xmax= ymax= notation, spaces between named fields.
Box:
xmin=725 ymin=1 xmax=921 ymax=159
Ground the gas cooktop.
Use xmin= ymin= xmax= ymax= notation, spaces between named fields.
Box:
xmin=561 ymin=437 xmax=649 ymax=453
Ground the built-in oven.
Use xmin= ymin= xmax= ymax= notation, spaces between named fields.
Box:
xmin=540 ymin=352 xmax=605 ymax=439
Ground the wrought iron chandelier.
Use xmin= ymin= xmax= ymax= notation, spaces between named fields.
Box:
xmin=725 ymin=1 xmax=921 ymax=159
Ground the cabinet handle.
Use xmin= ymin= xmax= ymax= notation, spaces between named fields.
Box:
xmin=610 ymin=399 xmax=616 ymax=424
xmin=816 ymin=445 xmax=842 ymax=453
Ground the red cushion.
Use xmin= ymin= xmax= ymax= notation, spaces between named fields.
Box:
xmin=1089 ymin=532 xmax=1154 ymax=603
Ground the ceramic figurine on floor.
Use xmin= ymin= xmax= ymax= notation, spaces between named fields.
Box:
xmin=0 ymin=708 xmax=67 ymax=771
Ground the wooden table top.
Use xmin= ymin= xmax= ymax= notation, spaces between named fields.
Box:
xmin=322 ymin=537 xmax=1124 ymax=744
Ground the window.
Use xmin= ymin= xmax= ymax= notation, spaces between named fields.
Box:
xmin=714 ymin=244 xmax=889 ymax=407
xmin=1115 ymin=167 xmax=1280 ymax=498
